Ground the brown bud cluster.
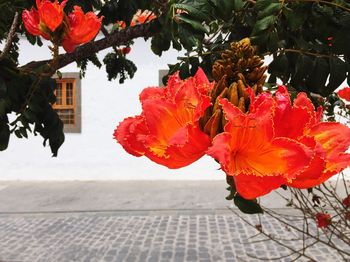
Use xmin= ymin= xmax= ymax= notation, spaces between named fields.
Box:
xmin=200 ymin=38 xmax=267 ymax=139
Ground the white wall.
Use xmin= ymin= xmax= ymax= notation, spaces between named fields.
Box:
xmin=0 ymin=38 xmax=223 ymax=180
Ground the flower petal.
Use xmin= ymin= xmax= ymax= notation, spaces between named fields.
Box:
xmin=287 ymin=155 xmax=327 ymax=188
xmin=114 ymin=116 xmax=147 ymax=157
xmin=308 ymin=122 xmax=350 ymax=173
xmin=208 ymin=99 xmax=313 ymax=182
xmin=22 ymin=8 xmax=41 ymax=36
xmin=66 ymin=6 xmax=102 ymax=45
xmin=234 ymin=173 xmax=286 ymax=200
xmin=145 ymin=124 xmax=211 ymax=169
xmin=38 ymin=0 xmax=65 ymax=32
xmin=337 ymin=87 xmax=350 ymax=102
xmin=273 ymin=87 xmax=316 ymax=139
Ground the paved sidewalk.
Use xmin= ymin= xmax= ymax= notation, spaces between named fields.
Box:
xmin=0 ymin=181 xmax=348 ymax=262
xmin=0 ymin=181 xmax=289 ymax=213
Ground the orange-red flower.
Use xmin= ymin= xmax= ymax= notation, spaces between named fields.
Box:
xmin=62 ymin=6 xmax=103 ymax=53
xmin=337 ymin=87 xmax=350 ymax=102
xmin=207 ymin=96 xmax=313 ymax=199
xmin=114 ymin=68 xmax=213 ymax=169
xmin=273 ymin=86 xmax=350 ymax=189
xmin=208 ymin=86 xmax=350 ymax=199
xmin=130 ymin=10 xmax=156 ymax=27
xmin=22 ymin=0 xmax=67 ymax=38
xmin=36 ymin=0 xmax=67 ymax=32
xmin=316 ymin=213 xmax=332 ymax=228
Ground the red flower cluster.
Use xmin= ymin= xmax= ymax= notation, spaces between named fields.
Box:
xmin=316 ymin=213 xmax=332 ymax=228
xmin=114 ymin=68 xmax=213 ymax=168
xmin=115 ymin=70 xmax=350 ymax=200
xmin=22 ymin=0 xmax=102 ymax=53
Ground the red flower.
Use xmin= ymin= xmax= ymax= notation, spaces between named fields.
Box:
xmin=316 ymin=213 xmax=331 ymax=228
xmin=22 ymin=0 xmax=67 ymax=38
xmin=62 ymin=6 xmax=103 ymax=53
xmin=337 ymin=87 xmax=350 ymax=102
xmin=343 ymin=195 xmax=350 ymax=208
xmin=114 ymin=68 xmax=213 ymax=169
xmin=273 ymin=86 xmax=350 ymax=189
xmin=207 ymin=95 xmax=313 ymax=199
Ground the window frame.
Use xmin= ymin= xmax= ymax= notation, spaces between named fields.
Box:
xmin=52 ymin=72 xmax=82 ymax=133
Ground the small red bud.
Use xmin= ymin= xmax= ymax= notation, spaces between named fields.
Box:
xmin=123 ymin=47 xmax=131 ymax=54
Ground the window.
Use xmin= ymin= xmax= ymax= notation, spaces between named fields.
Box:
xmin=53 ymin=73 xmax=81 ymax=133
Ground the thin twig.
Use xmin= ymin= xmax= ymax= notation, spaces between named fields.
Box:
xmin=0 ymin=12 xmax=19 ymax=61
xmin=229 ymin=208 xmax=317 ymax=261
xmin=264 ymin=208 xmax=350 ymax=257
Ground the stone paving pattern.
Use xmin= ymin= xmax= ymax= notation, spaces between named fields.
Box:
xmin=0 ymin=211 xmax=348 ymax=262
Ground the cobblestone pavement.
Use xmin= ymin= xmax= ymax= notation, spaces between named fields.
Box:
xmin=0 ymin=210 xmax=348 ymax=262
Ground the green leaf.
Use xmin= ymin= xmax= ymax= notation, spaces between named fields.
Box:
xmin=210 ymin=0 xmax=235 ymax=20
xmin=14 ymin=129 xmax=22 ymax=138
xmin=0 ymin=99 xmax=5 ymax=116
xmin=252 ymin=15 xmax=277 ymax=35
xmin=179 ymin=62 xmax=190 ymax=79
xmin=255 ymin=0 xmax=277 ymax=11
xmin=172 ymin=39 xmax=182 ymax=51
xmin=268 ymin=54 xmax=289 ymax=82
xmin=178 ymin=24 xmax=200 ymax=50
xmin=0 ymin=76 xmax=6 ymax=97
xmin=292 ymin=54 xmax=313 ymax=85
xmin=326 ymin=57 xmax=347 ymax=95
xmin=19 ymin=127 xmax=28 ymax=139
xmin=233 ymin=0 xmax=244 ymax=11
xmin=284 ymin=5 xmax=308 ymax=31
xmin=258 ymin=3 xmax=281 ymax=19
xmin=151 ymin=34 xmax=171 ymax=56
xmin=0 ymin=116 xmax=10 ymax=151
xmin=174 ymin=1 xmax=211 ymax=21
xmin=306 ymin=57 xmax=330 ymax=95
xmin=267 ymin=31 xmax=279 ymax=52
xmin=234 ymin=195 xmax=264 ymax=214
xmin=177 ymin=15 xmax=208 ymax=33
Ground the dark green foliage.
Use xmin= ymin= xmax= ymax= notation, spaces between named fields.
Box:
xmin=234 ymin=195 xmax=264 ymax=214
xmin=76 ymin=54 xmax=102 ymax=78
xmin=151 ymin=33 xmax=171 ymax=56
xmin=103 ymin=52 xmax=137 ymax=84
xmin=0 ymin=57 xmax=64 ymax=156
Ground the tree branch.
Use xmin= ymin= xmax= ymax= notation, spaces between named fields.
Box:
xmin=0 ymin=12 xmax=19 ymax=61
xmin=21 ymin=21 xmax=161 ymax=73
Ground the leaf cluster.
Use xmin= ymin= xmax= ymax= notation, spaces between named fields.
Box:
xmin=0 ymin=57 xmax=64 ymax=156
